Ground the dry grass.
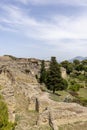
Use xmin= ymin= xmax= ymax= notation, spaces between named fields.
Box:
xmin=59 ymin=121 xmax=87 ymax=130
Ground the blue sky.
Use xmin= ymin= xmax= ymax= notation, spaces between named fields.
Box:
xmin=0 ymin=0 xmax=87 ymax=61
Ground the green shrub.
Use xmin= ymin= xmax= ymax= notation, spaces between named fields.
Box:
xmin=70 ymin=80 xmax=76 ymax=85
xmin=1 ymin=122 xmax=15 ymax=130
xmin=0 ymin=101 xmax=8 ymax=128
xmin=69 ymin=84 xmax=80 ymax=92
xmin=78 ymin=74 xmax=86 ymax=81
xmin=73 ymin=97 xmax=87 ymax=106
xmin=0 ymin=96 xmax=15 ymax=130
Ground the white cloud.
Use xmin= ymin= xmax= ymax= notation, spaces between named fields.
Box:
xmin=17 ymin=0 xmax=87 ymax=6
xmin=1 ymin=4 xmax=87 ymax=43
xmin=0 ymin=5 xmax=86 ymax=43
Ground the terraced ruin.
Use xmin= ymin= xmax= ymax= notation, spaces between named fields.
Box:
xmin=0 ymin=55 xmax=87 ymax=130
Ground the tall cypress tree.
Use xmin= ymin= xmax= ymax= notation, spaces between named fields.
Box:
xmin=39 ymin=60 xmax=46 ymax=83
xmin=46 ymin=57 xmax=63 ymax=93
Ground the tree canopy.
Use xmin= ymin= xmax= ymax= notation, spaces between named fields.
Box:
xmin=46 ymin=57 xmax=68 ymax=93
xmin=39 ymin=60 xmax=46 ymax=83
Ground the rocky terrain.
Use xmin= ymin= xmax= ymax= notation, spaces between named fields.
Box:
xmin=0 ymin=55 xmax=87 ymax=130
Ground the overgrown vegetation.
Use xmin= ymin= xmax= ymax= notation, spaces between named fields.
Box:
xmin=0 ymin=95 xmax=15 ymax=130
xmin=39 ymin=57 xmax=87 ymax=106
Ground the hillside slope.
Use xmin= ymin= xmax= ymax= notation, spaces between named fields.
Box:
xmin=0 ymin=56 xmax=87 ymax=130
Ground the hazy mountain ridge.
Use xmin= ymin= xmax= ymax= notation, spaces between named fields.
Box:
xmin=69 ymin=56 xmax=87 ymax=62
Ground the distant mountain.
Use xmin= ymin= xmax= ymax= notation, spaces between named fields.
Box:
xmin=69 ymin=56 xmax=87 ymax=62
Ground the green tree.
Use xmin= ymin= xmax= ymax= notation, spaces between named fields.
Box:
xmin=39 ymin=60 xmax=46 ymax=83
xmin=61 ymin=60 xmax=69 ymax=69
xmin=73 ymin=59 xmax=80 ymax=65
xmin=82 ymin=60 xmax=87 ymax=65
xmin=81 ymin=60 xmax=87 ymax=72
xmin=60 ymin=79 xmax=68 ymax=90
xmin=61 ymin=60 xmax=73 ymax=74
xmin=46 ymin=57 xmax=67 ymax=93
xmin=66 ymin=63 xmax=73 ymax=74
xmin=75 ymin=64 xmax=84 ymax=71
xmin=69 ymin=84 xmax=80 ymax=92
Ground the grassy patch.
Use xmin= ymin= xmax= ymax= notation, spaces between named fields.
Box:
xmin=49 ymin=90 xmax=69 ymax=102
xmin=70 ymin=88 xmax=87 ymax=106
xmin=78 ymin=88 xmax=87 ymax=99
xmin=73 ymin=97 xmax=87 ymax=106
xmin=50 ymin=93 xmax=60 ymax=102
